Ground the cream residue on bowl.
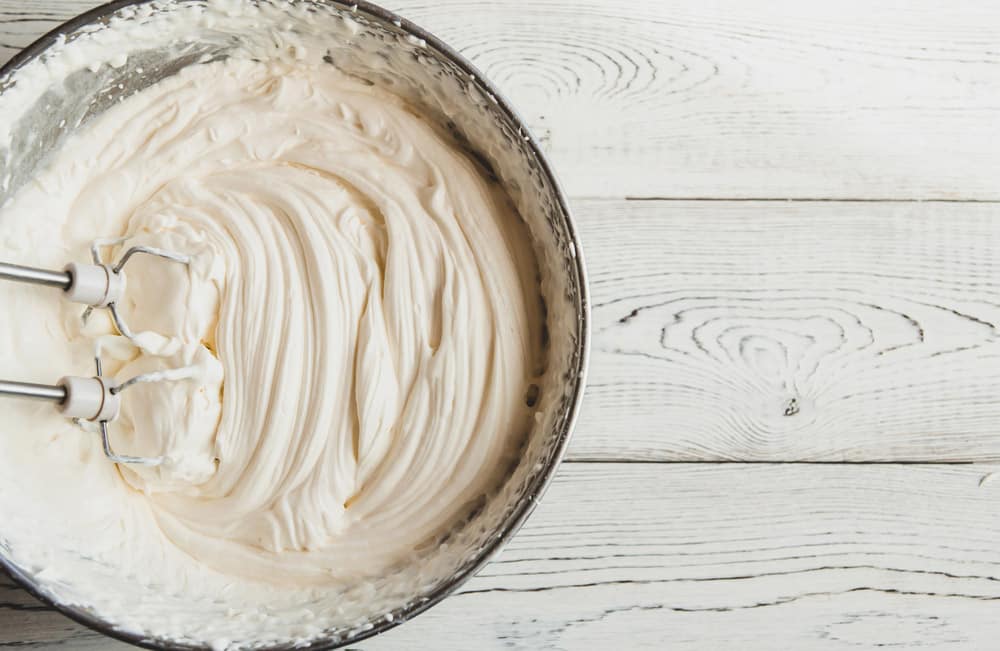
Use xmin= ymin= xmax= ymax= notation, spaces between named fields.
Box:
xmin=0 ymin=1 xmax=585 ymax=648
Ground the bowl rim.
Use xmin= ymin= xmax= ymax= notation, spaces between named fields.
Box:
xmin=0 ymin=1 xmax=591 ymax=649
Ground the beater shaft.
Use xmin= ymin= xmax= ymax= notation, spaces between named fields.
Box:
xmin=0 ymin=379 xmax=66 ymax=402
xmin=0 ymin=259 xmax=121 ymax=306
xmin=0 ymin=261 xmax=71 ymax=289
xmin=0 ymin=375 xmax=119 ymax=421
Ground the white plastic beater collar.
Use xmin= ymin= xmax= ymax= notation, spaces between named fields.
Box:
xmin=63 ymin=262 xmax=124 ymax=307
xmin=57 ymin=375 xmax=121 ymax=421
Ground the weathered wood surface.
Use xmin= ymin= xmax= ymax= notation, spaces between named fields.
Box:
xmin=574 ymin=199 xmax=1000 ymax=462
xmin=4 ymin=463 xmax=1000 ymax=649
xmin=4 ymin=0 xmax=1000 ymax=199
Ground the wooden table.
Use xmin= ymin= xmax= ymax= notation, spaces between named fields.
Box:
xmin=3 ymin=1 xmax=1000 ymax=649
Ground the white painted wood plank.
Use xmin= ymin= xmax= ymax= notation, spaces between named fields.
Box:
xmin=3 ymin=463 xmax=1000 ymax=649
xmin=574 ymin=199 xmax=1000 ymax=461
xmin=5 ymin=0 xmax=1000 ymax=199
xmin=0 ymin=199 xmax=996 ymax=467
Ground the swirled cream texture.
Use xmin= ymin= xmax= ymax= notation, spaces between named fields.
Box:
xmin=0 ymin=56 xmax=543 ymax=639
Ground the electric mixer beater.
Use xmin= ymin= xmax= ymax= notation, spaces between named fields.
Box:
xmin=0 ymin=240 xmax=194 ymax=466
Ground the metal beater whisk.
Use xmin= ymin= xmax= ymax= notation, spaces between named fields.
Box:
xmin=0 ymin=240 xmax=193 ymax=466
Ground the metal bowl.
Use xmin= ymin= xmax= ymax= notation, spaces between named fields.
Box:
xmin=0 ymin=0 xmax=588 ymax=649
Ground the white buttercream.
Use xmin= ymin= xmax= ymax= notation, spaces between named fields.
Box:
xmin=0 ymin=49 xmax=543 ymax=649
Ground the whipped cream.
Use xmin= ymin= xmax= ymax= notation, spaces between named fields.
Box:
xmin=0 ymin=53 xmax=544 ymax=645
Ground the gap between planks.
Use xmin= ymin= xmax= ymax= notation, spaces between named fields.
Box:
xmin=563 ymin=459 xmax=980 ymax=465
xmin=621 ymin=197 xmax=1000 ymax=204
